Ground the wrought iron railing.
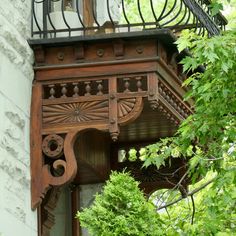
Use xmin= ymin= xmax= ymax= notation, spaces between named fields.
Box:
xmin=32 ymin=0 xmax=227 ymax=39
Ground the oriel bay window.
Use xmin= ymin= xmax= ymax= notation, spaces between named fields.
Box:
xmin=29 ymin=0 xmax=227 ymax=235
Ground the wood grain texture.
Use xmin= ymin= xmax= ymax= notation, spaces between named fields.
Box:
xmin=31 ymin=82 xmax=43 ymax=210
xmin=31 ymin=131 xmax=78 ymax=210
xmin=43 ymin=101 xmax=109 ymax=124
xmin=118 ymin=97 xmax=144 ymax=126
xmin=71 ymin=186 xmax=81 ymax=236
xmin=83 ymin=0 xmax=94 ymax=34
xmin=74 ymin=130 xmax=110 ymax=184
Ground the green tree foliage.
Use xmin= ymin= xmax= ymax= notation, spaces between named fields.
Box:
xmin=206 ymin=0 xmax=236 ymax=29
xmin=152 ymin=170 xmax=235 ymax=235
xmin=77 ymin=2 xmax=236 ymax=235
xmin=143 ymin=29 xmax=236 ymax=171
xmin=121 ymin=0 xmax=194 ymax=28
xmin=77 ymin=172 xmax=163 ymax=236
xmin=141 ymin=29 xmax=236 ymax=235
xmin=122 ymin=0 xmax=236 ymax=29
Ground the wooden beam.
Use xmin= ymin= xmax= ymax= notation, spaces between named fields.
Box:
xmin=71 ymin=185 xmax=81 ymax=236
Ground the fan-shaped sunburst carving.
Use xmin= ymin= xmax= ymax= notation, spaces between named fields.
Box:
xmin=118 ymin=98 xmax=136 ymax=118
xmin=118 ymin=97 xmax=144 ymax=126
xmin=43 ymin=101 xmax=109 ymax=124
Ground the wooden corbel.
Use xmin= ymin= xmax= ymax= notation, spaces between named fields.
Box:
xmin=33 ymin=45 xmax=45 ymax=66
xmin=31 ymin=83 xmax=77 ymax=210
xmin=113 ymin=40 xmax=125 ymax=59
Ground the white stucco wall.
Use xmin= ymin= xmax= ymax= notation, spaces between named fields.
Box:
xmin=0 ymin=1 xmax=37 ymax=236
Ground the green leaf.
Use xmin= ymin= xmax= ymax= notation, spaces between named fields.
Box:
xmin=210 ymin=2 xmax=223 ymax=16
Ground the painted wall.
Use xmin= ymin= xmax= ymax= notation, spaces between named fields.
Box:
xmin=0 ymin=1 xmax=37 ymax=236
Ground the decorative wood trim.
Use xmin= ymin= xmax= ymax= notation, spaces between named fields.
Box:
xmin=31 ymin=38 xmax=194 ymax=211
xmin=147 ymin=72 xmax=159 ymax=110
xmin=109 ymin=77 xmax=119 ymax=141
xmin=74 ymin=43 xmax=85 ymax=62
xmin=31 ymin=82 xmax=44 ymax=210
xmin=42 ymin=101 xmax=109 ymax=125
xmin=118 ymin=97 xmax=144 ymax=126
xmin=113 ymin=40 xmax=125 ymax=59
xmin=31 ymin=72 xmax=193 ymax=209
xmin=34 ymin=58 xmax=159 ymax=81
xmin=34 ymin=45 xmax=45 ymax=65
xmin=31 ymin=131 xmax=78 ymax=210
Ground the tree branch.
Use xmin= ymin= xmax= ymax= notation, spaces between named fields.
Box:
xmin=154 ymin=165 xmax=187 ymax=177
xmin=200 ymin=156 xmax=224 ymax=161
xmin=157 ymin=178 xmax=215 ymax=211
xmin=190 ymin=195 xmax=195 ymax=225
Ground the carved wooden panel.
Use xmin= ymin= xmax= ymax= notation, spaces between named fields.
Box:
xmin=43 ymin=101 xmax=109 ymax=124
xmin=118 ymin=98 xmax=136 ymax=118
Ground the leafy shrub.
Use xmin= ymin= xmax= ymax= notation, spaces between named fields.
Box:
xmin=76 ymin=171 xmax=163 ymax=236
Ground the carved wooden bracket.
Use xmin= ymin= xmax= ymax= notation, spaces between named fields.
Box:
xmin=31 ymin=71 xmax=192 ymax=209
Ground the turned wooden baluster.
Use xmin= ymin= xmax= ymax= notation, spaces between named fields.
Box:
xmin=73 ymin=82 xmax=79 ymax=97
xmin=136 ymin=77 xmax=142 ymax=91
xmin=61 ymin=84 xmax=67 ymax=98
xmin=96 ymin=80 xmax=103 ymax=95
xmin=49 ymin=85 xmax=56 ymax=99
xmin=123 ymin=78 xmax=130 ymax=92
xmin=84 ymin=81 xmax=91 ymax=96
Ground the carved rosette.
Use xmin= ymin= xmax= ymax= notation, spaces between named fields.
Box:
xmin=42 ymin=134 xmax=64 ymax=159
xmin=41 ymin=134 xmax=70 ymax=187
